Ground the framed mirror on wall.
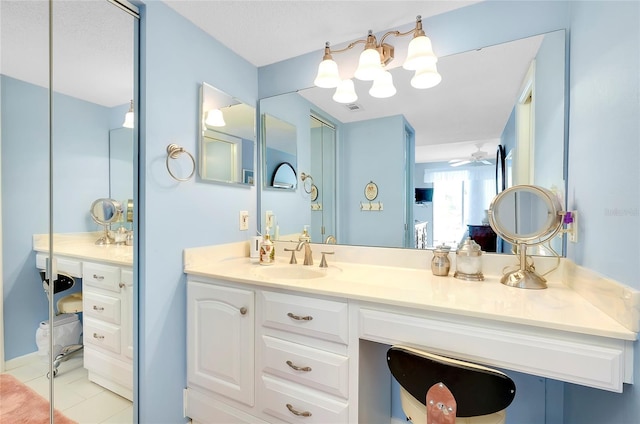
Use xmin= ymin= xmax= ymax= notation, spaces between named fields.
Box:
xmin=199 ymin=82 xmax=256 ymax=185
xmin=258 ymin=29 xmax=567 ymax=256
xmin=262 ymin=113 xmax=297 ymax=190
xmin=1 ymin=0 xmax=139 ymax=422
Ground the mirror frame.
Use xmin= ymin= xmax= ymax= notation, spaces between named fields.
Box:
xmin=199 ymin=82 xmax=256 ymax=186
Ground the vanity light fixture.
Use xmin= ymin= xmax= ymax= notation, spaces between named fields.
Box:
xmin=122 ymin=99 xmax=134 ymax=128
xmin=313 ymin=15 xmax=441 ymax=103
xmin=205 ymin=108 xmax=226 ymax=127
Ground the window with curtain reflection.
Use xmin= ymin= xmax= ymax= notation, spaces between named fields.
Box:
xmin=425 ymin=167 xmax=495 ymax=248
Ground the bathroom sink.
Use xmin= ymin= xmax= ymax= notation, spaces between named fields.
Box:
xmin=254 ymin=265 xmax=336 ymax=280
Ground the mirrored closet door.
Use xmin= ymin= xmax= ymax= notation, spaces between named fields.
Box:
xmin=1 ymin=1 xmax=138 ymax=422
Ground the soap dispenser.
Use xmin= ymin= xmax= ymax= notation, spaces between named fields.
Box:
xmin=299 ymin=225 xmax=311 ymax=243
xmin=259 ymin=228 xmax=275 ymax=266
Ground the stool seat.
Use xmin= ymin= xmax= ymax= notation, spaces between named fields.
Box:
xmin=57 ymin=292 xmax=82 ymax=314
xmin=387 ymin=346 xmax=516 ymax=424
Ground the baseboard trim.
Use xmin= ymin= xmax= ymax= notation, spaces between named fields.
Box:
xmin=4 ymin=351 xmax=39 ymax=371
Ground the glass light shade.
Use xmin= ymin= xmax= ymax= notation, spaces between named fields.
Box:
xmin=411 ymin=64 xmax=442 ymax=89
xmin=332 ymin=79 xmax=358 ymax=103
xmin=205 ymin=109 xmax=226 ymax=127
xmin=354 ymin=48 xmax=383 ymax=81
xmin=403 ymin=35 xmax=437 ymax=71
xmin=369 ymin=70 xmax=396 ymax=98
xmin=314 ymin=59 xmax=340 ymax=88
xmin=122 ymin=111 xmax=134 ymax=128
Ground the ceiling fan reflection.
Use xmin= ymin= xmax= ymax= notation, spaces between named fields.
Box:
xmin=449 ymin=146 xmax=492 ymax=167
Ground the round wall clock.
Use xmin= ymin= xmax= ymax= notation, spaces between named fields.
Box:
xmin=364 ymin=181 xmax=378 ymax=201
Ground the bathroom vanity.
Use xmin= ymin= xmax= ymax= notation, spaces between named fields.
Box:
xmin=183 ymin=241 xmax=639 ymax=423
xmin=33 ymin=232 xmax=134 ymax=401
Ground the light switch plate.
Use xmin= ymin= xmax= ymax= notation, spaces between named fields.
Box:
xmin=239 ymin=211 xmax=249 ymax=231
xmin=265 ymin=210 xmax=274 ymax=228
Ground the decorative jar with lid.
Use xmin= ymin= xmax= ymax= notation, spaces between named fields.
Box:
xmin=431 ymin=245 xmax=451 ymax=276
xmin=454 ymin=237 xmax=484 ymax=281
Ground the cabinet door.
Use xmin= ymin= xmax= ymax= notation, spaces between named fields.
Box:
xmin=187 ymin=280 xmax=254 ymax=406
xmin=121 ymin=269 xmax=134 ymax=360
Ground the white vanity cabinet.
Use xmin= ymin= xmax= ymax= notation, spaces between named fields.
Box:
xmin=185 ymin=278 xmax=351 ymax=424
xmin=83 ymin=261 xmax=134 ymax=401
xmin=186 ymin=279 xmax=258 ymax=424
xmin=258 ymin=290 xmax=350 ymax=423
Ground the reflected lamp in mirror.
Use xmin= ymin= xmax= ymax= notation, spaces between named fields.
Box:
xmin=199 ymin=82 xmax=256 ymax=185
xmin=488 ymin=185 xmax=564 ymax=289
xmin=122 ymin=99 xmax=134 ymax=128
xmin=205 ymin=108 xmax=226 ymax=127
xmin=313 ymin=15 xmax=440 ymax=103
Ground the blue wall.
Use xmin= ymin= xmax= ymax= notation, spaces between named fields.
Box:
xmin=1 ymin=75 xmax=113 ymax=359
xmin=340 ymin=115 xmax=409 ymax=247
xmin=138 ymin=2 xmax=258 ymax=422
xmin=563 ymin=1 xmax=640 ymax=422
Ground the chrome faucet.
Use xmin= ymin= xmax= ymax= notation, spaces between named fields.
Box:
xmin=296 ymin=240 xmax=313 ymax=265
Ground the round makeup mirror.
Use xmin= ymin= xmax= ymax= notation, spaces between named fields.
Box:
xmin=488 ymin=185 xmax=564 ymax=289
xmin=90 ymin=198 xmax=122 ymax=245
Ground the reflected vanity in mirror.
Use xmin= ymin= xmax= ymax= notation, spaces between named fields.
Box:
xmin=199 ymin=82 xmax=256 ymax=185
xmin=258 ymin=29 xmax=567 ymax=255
xmin=488 ymin=185 xmax=564 ymax=289
xmin=90 ymin=198 xmax=123 ymax=245
xmin=262 ymin=113 xmax=297 ymax=190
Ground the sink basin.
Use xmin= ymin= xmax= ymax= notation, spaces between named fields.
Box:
xmin=255 ymin=265 xmax=335 ymax=280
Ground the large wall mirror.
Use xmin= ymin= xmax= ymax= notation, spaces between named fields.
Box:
xmin=1 ymin=0 xmax=138 ymax=420
xmin=199 ymin=82 xmax=256 ymax=185
xmin=258 ymin=29 xmax=567 ymax=255
xmin=262 ymin=113 xmax=298 ymax=190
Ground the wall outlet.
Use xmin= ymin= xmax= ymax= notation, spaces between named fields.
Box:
xmin=265 ymin=210 xmax=274 ymax=228
xmin=239 ymin=211 xmax=249 ymax=231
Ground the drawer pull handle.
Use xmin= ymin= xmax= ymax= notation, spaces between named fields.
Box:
xmin=119 ymin=282 xmax=126 ymax=288
xmin=287 ymin=312 xmax=313 ymax=321
xmin=240 ymin=307 xmax=248 ymax=315
xmin=286 ymin=404 xmax=312 ymax=417
xmin=286 ymin=360 xmax=312 ymax=372
xmin=92 ymin=305 xmax=104 ymax=311
xmin=93 ymin=333 xmax=105 ymax=340
xmin=93 ymin=274 xmax=105 ymax=281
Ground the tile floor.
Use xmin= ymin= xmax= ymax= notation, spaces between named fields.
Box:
xmin=3 ymin=353 xmax=133 ymax=424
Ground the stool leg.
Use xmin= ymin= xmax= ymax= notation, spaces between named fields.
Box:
xmin=426 ymin=382 xmax=457 ymax=424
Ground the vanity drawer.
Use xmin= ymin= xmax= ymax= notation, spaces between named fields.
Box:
xmin=84 ymin=317 xmax=121 ymax=354
xmin=84 ymin=292 xmax=121 ymax=324
xmin=261 ymin=375 xmax=348 ymax=424
xmin=83 ymin=262 xmax=121 ymax=293
xmin=261 ymin=335 xmax=349 ymax=399
xmin=260 ymin=291 xmax=348 ymax=345
xmin=36 ymin=254 xmax=82 ymax=278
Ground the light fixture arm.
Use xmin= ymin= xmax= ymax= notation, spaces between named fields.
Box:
xmin=380 ymin=15 xmax=425 ymax=44
xmin=323 ymin=16 xmax=426 ymax=67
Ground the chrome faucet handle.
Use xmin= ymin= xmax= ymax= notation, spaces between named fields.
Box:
xmin=284 ymin=248 xmax=297 ymax=264
xmin=319 ymin=251 xmax=334 ymax=268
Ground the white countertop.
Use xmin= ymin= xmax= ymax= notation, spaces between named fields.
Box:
xmin=184 ymin=241 xmax=639 ymax=342
xmin=33 ymin=232 xmax=133 ymax=267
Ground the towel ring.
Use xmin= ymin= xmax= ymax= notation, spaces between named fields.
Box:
xmin=166 ymin=144 xmax=195 ymax=182
xmin=300 ymin=172 xmax=314 ymax=194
